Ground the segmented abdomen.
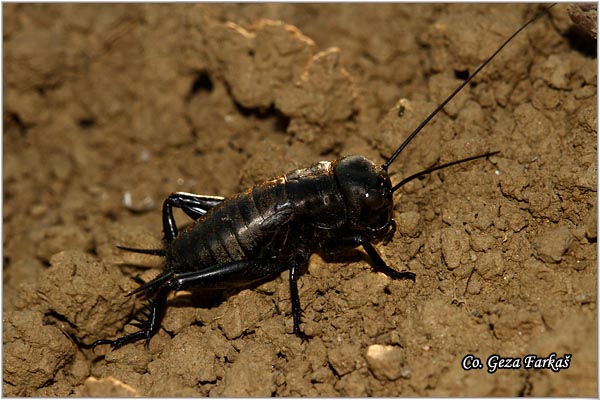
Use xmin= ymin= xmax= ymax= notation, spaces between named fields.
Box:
xmin=168 ymin=161 xmax=347 ymax=273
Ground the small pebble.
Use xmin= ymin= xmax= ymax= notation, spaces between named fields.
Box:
xmin=365 ymin=344 xmax=406 ymax=381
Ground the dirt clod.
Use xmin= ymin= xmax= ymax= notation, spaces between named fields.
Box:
xmin=533 ymin=225 xmax=575 ymax=263
xmin=3 ymin=311 xmax=75 ymax=396
xmin=441 ymin=227 xmax=470 ymax=270
xmin=327 ymin=342 xmax=362 ymax=377
xmin=38 ymin=250 xmax=135 ymax=343
xmin=220 ymin=342 xmax=277 ymax=397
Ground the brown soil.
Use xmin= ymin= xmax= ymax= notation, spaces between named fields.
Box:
xmin=3 ymin=3 xmax=597 ymax=397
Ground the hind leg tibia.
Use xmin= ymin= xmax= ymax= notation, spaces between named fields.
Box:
xmin=92 ymin=287 xmax=169 ymax=350
xmin=162 ymin=192 xmax=225 ymax=242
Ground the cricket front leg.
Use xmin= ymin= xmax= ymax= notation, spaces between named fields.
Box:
xmin=319 ymin=235 xmax=415 ymax=281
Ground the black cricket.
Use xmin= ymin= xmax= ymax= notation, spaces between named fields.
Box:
xmin=93 ymin=6 xmax=553 ymax=349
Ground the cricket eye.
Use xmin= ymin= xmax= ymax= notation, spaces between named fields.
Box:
xmin=365 ymin=189 xmax=384 ymax=209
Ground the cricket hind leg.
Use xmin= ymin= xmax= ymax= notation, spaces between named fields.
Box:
xmin=92 ymin=270 xmax=176 ymax=349
xmin=166 ymin=257 xmax=313 ymax=340
xmin=115 ymin=193 xmax=225 ymax=254
xmin=162 ymin=192 xmax=225 ymax=243
xmin=92 ymin=286 xmax=170 ymax=349
xmin=93 ymin=257 xmax=294 ymax=349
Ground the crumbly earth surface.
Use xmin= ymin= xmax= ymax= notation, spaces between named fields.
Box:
xmin=3 ymin=3 xmax=597 ymax=397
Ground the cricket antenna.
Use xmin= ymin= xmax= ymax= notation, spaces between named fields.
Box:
xmin=381 ymin=3 xmax=556 ymax=171
xmin=391 ymin=151 xmax=499 ymax=192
